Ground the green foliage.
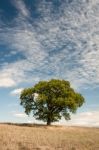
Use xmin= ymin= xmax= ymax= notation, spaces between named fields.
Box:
xmin=20 ymin=79 xmax=85 ymax=125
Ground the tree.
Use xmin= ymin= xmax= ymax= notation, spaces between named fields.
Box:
xmin=20 ymin=79 xmax=85 ymax=125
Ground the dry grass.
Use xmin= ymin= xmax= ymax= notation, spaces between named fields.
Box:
xmin=0 ymin=124 xmax=99 ymax=150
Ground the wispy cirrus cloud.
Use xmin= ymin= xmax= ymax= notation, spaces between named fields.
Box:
xmin=11 ymin=0 xmax=30 ymax=17
xmin=0 ymin=0 xmax=99 ymax=89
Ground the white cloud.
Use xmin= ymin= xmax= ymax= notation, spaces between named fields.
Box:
xmin=0 ymin=65 xmax=25 ymax=87
xmin=10 ymin=88 xmax=23 ymax=96
xmin=0 ymin=77 xmax=16 ymax=87
xmin=12 ymin=110 xmax=99 ymax=127
xmin=12 ymin=0 xmax=30 ymax=17
xmin=14 ymin=113 xmax=28 ymax=118
xmin=59 ymin=111 xmax=99 ymax=127
xmin=0 ymin=0 xmax=99 ymax=89
xmin=27 ymin=120 xmax=33 ymax=123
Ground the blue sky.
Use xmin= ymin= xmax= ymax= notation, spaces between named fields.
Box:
xmin=0 ymin=0 xmax=99 ymax=126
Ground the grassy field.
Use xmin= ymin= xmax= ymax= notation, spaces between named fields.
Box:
xmin=0 ymin=124 xmax=99 ymax=150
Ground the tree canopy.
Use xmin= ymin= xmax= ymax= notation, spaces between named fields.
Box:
xmin=20 ymin=79 xmax=85 ymax=125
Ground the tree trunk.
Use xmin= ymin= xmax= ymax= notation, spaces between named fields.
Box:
xmin=47 ymin=117 xmax=51 ymax=125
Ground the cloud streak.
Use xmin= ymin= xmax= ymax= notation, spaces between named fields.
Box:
xmin=11 ymin=0 xmax=30 ymax=17
xmin=14 ymin=113 xmax=28 ymax=118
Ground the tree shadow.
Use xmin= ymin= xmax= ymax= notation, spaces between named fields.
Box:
xmin=0 ymin=122 xmax=64 ymax=130
xmin=0 ymin=122 xmax=48 ymax=128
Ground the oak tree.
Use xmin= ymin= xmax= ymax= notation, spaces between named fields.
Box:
xmin=20 ymin=79 xmax=84 ymax=125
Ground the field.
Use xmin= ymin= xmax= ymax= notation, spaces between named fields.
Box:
xmin=0 ymin=124 xmax=99 ymax=150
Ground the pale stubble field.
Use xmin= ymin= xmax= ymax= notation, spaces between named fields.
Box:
xmin=0 ymin=124 xmax=99 ymax=150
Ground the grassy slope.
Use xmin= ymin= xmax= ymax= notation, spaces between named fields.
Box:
xmin=0 ymin=124 xmax=99 ymax=150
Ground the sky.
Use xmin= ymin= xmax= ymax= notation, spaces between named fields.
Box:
xmin=0 ymin=0 xmax=99 ymax=127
